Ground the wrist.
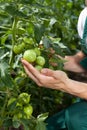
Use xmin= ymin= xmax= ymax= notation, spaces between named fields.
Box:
xmin=59 ymin=74 xmax=70 ymax=92
xmin=62 ymin=78 xmax=76 ymax=95
xmin=64 ymin=78 xmax=87 ymax=99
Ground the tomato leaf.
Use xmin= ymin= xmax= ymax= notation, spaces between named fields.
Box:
xmin=35 ymin=121 xmax=47 ymax=130
xmin=34 ymin=23 xmax=45 ymax=43
xmin=37 ymin=112 xmax=48 ymax=122
xmin=0 ymin=62 xmax=14 ymax=88
xmin=13 ymin=120 xmax=21 ymax=128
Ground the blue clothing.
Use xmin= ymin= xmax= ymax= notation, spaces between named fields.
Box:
xmin=46 ymin=100 xmax=87 ymax=130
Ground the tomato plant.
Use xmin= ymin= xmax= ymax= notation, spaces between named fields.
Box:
xmin=0 ymin=0 xmax=84 ymax=129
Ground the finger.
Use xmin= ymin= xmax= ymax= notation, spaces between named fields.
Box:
xmin=24 ymin=65 xmax=58 ymax=87
xmin=21 ymin=59 xmax=42 ymax=85
xmin=41 ymin=68 xmax=60 ymax=81
xmin=21 ymin=59 xmax=57 ymax=84
xmin=41 ymin=68 xmax=55 ymax=76
xmin=21 ymin=59 xmax=42 ymax=79
xmin=23 ymin=65 xmax=42 ymax=86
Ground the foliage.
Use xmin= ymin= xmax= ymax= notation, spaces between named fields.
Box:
xmin=0 ymin=0 xmax=84 ymax=129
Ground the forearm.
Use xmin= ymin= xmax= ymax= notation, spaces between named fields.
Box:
xmin=62 ymin=78 xmax=87 ymax=100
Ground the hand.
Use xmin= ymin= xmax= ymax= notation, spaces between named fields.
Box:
xmin=21 ymin=59 xmax=68 ymax=90
xmin=57 ymin=54 xmax=85 ymax=73
xmin=64 ymin=55 xmax=86 ymax=73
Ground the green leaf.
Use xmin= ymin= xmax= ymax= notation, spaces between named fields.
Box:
xmin=0 ymin=52 xmax=9 ymax=60
xmin=19 ymin=0 xmax=34 ymax=4
xmin=57 ymin=42 xmax=67 ymax=49
xmin=1 ymin=73 xmax=14 ymax=88
xmin=42 ymin=36 xmax=52 ymax=48
xmin=1 ymin=34 xmax=9 ymax=44
xmin=3 ymin=118 xmax=12 ymax=127
xmin=37 ymin=113 xmax=48 ymax=122
xmin=13 ymin=120 xmax=21 ymax=128
xmin=49 ymin=18 xmax=57 ymax=27
xmin=21 ymin=119 xmax=31 ymax=130
xmin=34 ymin=23 xmax=45 ymax=43
xmin=0 ymin=61 xmax=9 ymax=77
xmin=0 ymin=62 xmax=14 ymax=88
xmin=5 ymin=4 xmax=26 ymax=18
xmin=35 ymin=121 xmax=47 ymax=130
xmin=5 ymin=4 xmax=17 ymax=16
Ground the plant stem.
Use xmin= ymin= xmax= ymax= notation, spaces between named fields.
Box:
xmin=9 ymin=17 xmax=18 ymax=65
xmin=0 ymin=91 xmax=8 ymax=124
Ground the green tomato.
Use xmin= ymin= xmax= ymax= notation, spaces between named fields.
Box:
xmin=23 ymin=37 xmax=34 ymax=45
xmin=23 ymin=49 xmax=36 ymax=63
xmin=13 ymin=42 xmax=25 ymax=54
xmin=34 ymin=47 xmax=41 ymax=56
xmin=18 ymin=92 xmax=30 ymax=105
xmin=13 ymin=45 xmax=21 ymax=54
xmin=35 ymin=65 xmax=42 ymax=71
xmin=7 ymin=97 xmax=16 ymax=106
xmin=36 ymin=56 xmax=45 ymax=66
xmin=24 ymin=105 xmax=33 ymax=119
xmin=13 ymin=112 xmax=22 ymax=120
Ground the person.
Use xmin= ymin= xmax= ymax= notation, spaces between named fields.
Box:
xmin=64 ymin=0 xmax=87 ymax=73
xmin=21 ymin=1 xmax=87 ymax=130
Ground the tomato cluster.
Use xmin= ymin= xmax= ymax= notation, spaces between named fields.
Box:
xmin=7 ymin=92 xmax=33 ymax=120
xmin=13 ymin=42 xmax=25 ymax=54
xmin=23 ymin=48 xmax=45 ymax=71
xmin=13 ymin=37 xmax=34 ymax=55
xmin=13 ymin=37 xmax=46 ymax=71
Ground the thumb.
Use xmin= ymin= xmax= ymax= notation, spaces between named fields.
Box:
xmin=41 ymin=68 xmax=68 ymax=80
xmin=41 ymin=68 xmax=54 ymax=76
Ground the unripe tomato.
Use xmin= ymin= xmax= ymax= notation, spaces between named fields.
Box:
xmin=18 ymin=92 xmax=30 ymax=105
xmin=35 ymin=65 xmax=42 ymax=71
xmin=21 ymin=42 xmax=25 ymax=48
xmin=13 ymin=45 xmax=21 ymax=54
xmin=13 ymin=42 xmax=25 ymax=54
xmin=23 ymin=49 xmax=36 ymax=63
xmin=23 ymin=37 xmax=34 ymax=45
xmin=24 ymin=105 xmax=33 ymax=119
xmin=13 ymin=112 xmax=22 ymax=119
xmin=36 ymin=56 xmax=45 ymax=66
xmin=34 ymin=47 xmax=41 ymax=56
